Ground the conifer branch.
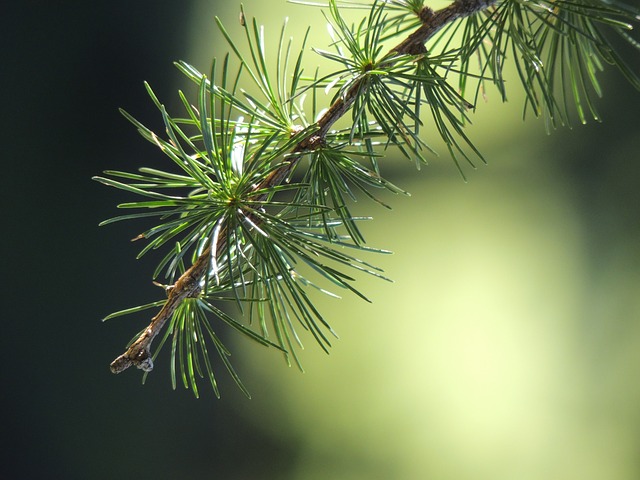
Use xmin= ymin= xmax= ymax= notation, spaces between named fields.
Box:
xmin=98 ymin=0 xmax=640 ymax=397
xmin=108 ymin=0 xmax=499 ymax=375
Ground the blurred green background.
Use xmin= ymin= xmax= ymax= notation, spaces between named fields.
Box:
xmin=2 ymin=1 xmax=640 ymax=479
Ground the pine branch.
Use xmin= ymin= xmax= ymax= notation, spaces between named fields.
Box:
xmin=107 ymin=0 xmax=499 ymax=376
xmin=97 ymin=0 xmax=640 ymax=397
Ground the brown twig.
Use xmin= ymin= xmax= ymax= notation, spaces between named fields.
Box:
xmin=110 ymin=0 xmax=498 ymax=374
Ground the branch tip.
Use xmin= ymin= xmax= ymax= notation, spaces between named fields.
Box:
xmin=110 ymin=347 xmax=153 ymax=374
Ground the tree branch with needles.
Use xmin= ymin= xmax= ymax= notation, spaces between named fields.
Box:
xmin=108 ymin=0 xmax=500 ymax=376
xmin=97 ymin=0 xmax=640 ymax=396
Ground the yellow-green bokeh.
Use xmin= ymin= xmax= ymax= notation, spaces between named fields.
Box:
xmin=184 ymin=2 xmax=640 ymax=478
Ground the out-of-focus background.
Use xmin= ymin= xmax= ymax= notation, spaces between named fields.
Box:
xmin=2 ymin=1 xmax=640 ymax=479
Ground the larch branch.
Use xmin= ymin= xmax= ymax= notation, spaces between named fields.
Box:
xmin=110 ymin=0 xmax=498 ymax=374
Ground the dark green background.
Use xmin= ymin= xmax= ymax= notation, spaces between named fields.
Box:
xmin=3 ymin=3 xmax=294 ymax=479
xmin=3 ymin=2 xmax=640 ymax=479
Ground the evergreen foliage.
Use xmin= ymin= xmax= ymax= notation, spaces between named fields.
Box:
xmin=95 ymin=0 xmax=640 ymax=397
